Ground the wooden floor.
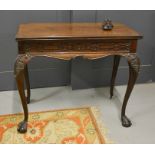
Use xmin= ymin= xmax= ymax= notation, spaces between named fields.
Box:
xmin=0 ymin=83 xmax=155 ymax=143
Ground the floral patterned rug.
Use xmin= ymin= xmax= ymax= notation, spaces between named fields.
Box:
xmin=0 ymin=107 xmax=109 ymax=144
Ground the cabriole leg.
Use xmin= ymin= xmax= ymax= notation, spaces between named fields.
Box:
xmin=14 ymin=54 xmax=32 ymax=133
xmin=16 ymin=70 xmax=28 ymax=133
xmin=121 ymin=54 xmax=140 ymax=127
xmin=110 ymin=55 xmax=121 ymax=98
xmin=24 ymin=64 xmax=31 ymax=104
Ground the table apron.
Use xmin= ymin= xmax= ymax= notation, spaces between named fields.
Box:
xmin=18 ymin=39 xmax=137 ymax=54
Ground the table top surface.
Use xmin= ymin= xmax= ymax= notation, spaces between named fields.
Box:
xmin=16 ymin=22 xmax=142 ymax=40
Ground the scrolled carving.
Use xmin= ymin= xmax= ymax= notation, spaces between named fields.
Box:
xmin=22 ymin=41 xmax=131 ymax=53
xmin=126 ymin=54 xmax=140 ymax=73
xmin=14 ymin=53 xmax=32 ymax=76
xmin=56 ymin=42 xmax=130 ymax=52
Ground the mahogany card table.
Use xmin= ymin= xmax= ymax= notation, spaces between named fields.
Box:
xmin=14 ymin=23 xmax=142 ymax=133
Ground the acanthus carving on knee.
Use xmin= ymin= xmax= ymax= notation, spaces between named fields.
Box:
xmin=14 ymin=53 xmax=32 ymax=77
xmin=125 ymin=54 xmax=140 ymax=74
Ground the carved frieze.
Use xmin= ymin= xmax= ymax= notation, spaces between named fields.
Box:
xmin=21 ymin=41 xmax=131 ymax=53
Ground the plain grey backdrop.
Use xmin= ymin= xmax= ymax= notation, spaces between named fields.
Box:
xmin=0 ymin=10 xmax=155 ymax=91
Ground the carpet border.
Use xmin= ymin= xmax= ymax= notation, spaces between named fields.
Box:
xmin=0 ymin=106 xmax=111 ymax=144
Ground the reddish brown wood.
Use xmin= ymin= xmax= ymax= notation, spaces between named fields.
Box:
xmin=15 ymin=69 xmax=28 ymax=133
xmin=16 ymin=23 xmax=142 ymax=40
xmin=24 ymin=65 xmax=30 ymax=104
xmin=14 ymin=22 xmax=142 ymax=133
xmin=121 ymin=55 xmax=140 ymax=127
xmin=18 ymin=40 xmax=132 ymax=54
xmin=110 ymin=55 xmax=121 ymax=98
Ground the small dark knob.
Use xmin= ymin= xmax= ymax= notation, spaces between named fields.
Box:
xmin=102 ymin=19 xmax=113 ymax=30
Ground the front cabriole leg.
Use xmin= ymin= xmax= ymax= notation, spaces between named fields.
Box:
xmin=14 ymin=54 xmax=32 ymax=133
xmin=121 ymin=54 xmax=140 ymax=127
xmin=24 ymin=64 xmax=31 ymax=104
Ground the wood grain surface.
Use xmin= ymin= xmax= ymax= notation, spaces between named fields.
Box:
xmin=16 ymin=23 xmax=142 ymax=40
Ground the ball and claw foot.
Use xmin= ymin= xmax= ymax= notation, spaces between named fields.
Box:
xmin=121 ymin=115 xmax=132 ymax=127
xmin=17 ymin=121 xmax=27 ymax=133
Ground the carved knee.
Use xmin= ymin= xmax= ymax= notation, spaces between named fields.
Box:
xmin=14 ymin=54 xmax=32 ymax=77
xmin=126 ymin=54 xmax=140 ymax=74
